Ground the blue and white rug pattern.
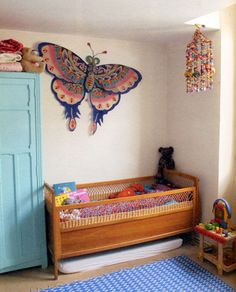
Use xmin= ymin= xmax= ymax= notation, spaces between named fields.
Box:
xmin=40 ymin=255 xmax=235 ymax=291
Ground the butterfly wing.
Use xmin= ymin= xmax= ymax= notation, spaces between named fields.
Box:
xmin=38 ymin=42 xmax=87 ymax=83
xmin=90 ymin=86 xmax=121 ymax=134
xmin=94 ymin=64 xmax=142 ymax=94
xmin=90 ymin=64 xmax=142 ymax=133
xmin=38 ymin=42 xmax=88 ymax=130
xmin=51 ymin=78 xmax=86 ymax=130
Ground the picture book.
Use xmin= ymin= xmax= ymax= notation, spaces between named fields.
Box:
xmin=55 ymin=189 xmax=90 ymax=206
xmin=55 ymin=194 xmax=69 ymax=206
xmin=53 ymin=181 xmax=76 ymax=196
xmin=68 ymin=189 xmax=90 ymax=203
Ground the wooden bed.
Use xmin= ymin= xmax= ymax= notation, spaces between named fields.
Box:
xmin=44 ymin=169 xmax=200 ymax=279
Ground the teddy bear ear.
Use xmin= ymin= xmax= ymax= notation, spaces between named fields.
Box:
xmin=159 ymin=147 xmax=163 ymax=152
xmin=169 ymin=147 xmax=174 ymax=152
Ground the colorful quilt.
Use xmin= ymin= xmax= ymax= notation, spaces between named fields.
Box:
xmin=59 ymin=185 xmax=190 ymax=222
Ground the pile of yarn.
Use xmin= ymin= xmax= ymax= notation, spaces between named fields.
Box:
xmin=185 ymin=26 xmax=215 ymax=93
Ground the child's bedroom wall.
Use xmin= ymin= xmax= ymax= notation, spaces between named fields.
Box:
xmin=0 ymin=29 xmax=167 ymax=184
xmin=165 ymin=31 xmax=221 ymax=222
xmin=219 ymin=4 xmax=236 ymax=225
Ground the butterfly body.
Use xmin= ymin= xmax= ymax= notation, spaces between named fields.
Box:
xmin=38 ymin=42 xmax=142 ymax=134
xmin=85 ymin=72 xmax=94 ymax=92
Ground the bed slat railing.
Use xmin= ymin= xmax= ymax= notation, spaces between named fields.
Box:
xmin=56 ymin=186 xmax=195 ymax=211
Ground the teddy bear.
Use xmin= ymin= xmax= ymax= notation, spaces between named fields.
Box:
xmin=156 ymin=147 xmax=175 ymax=183
xmin=21 ymin=47 xmax=45 ymax=73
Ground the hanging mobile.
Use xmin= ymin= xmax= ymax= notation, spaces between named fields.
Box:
xmin=184 ymin=24 xmax=216 ymax=93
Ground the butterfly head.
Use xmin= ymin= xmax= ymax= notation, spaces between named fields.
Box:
xmin=86 ymin=42 xmax=107 ymax=67
xmin=85 ymin=55 xmax=100 ymax=66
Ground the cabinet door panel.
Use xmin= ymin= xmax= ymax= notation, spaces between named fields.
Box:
xmin=0 ymin=154 xmax=21 ymax=268
xmin=0 ymin=82 xmax=30 ymax=107
xmin=0 ymin=110 xmax=31 ymax=151
xmin=0 ymin=73 xmax=46 ymax=271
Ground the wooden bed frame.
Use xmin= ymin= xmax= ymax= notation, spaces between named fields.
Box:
xmin=44 ymin=169 xmax=200 ymax=279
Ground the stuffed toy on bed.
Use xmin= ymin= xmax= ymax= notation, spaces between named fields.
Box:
xmin=21 ymin=47 xmax=45 ymax=73
xmin=156 ymin=146 xmax=175 ymax=183
xmin=108 ymin=184 xmax=145 ymax=199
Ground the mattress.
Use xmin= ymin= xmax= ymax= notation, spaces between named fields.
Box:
xmin=58 ymin=237 xmax=183 ymax=273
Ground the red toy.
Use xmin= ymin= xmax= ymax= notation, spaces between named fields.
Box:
xmin=108 ymin=184 xmax=144 ymax=199
xmin=116 ymin=188 xmax=136 ymax=198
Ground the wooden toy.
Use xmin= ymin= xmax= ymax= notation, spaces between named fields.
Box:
xmin=195 ymin=224 xmax=236 ymax=275
xmin=194 ymin=198 xmax=236 ymax=275
xmin=211 ymin=198 xmax=232 ymax=229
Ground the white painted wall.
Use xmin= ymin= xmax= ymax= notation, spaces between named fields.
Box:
xmin=1 ymin=12 xmax=236 ymax=225
xmin=166 ymin=6 xmax=236 ymax=225
xmin=0 ymin=30 xmax=167 ymax=184
xmin=166 ymin=31 xmax=221 ymax=222
xmin=219 ymin=5 xmax=236 ymax=225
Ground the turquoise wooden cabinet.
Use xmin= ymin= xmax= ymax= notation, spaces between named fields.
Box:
xmin=0 ymin=72 xmax=47 ymax=273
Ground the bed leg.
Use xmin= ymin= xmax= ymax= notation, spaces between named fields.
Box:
xmin=191 ymin=231 xmax=197 ymax=245
xmin=54 ymin=260 xmax=58 ymax=280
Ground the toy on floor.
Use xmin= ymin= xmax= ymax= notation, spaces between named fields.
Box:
xmin=197 ymin=198 xmax=235 ymax=238
xmin=211 ymin=198 xmax=232 ymax=229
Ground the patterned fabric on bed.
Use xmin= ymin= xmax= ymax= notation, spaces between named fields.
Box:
xmin=59 ymin=184 xmax=191 ymax=222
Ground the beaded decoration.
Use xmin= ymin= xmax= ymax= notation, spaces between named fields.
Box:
xmin=185 ymin=25 xmax=215 ymax=93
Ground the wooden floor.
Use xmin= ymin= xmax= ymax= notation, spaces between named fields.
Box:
xmin=0 ymin=240 xmax=236 ymax=292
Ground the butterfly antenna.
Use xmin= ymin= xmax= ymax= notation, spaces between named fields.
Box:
xmin=87 ymin=42 xmax=95 ymax=57
xmin=94 ymin=50 xmax=107 ymax=57
xmin=87 ymin=42 xmax=107 ymax=57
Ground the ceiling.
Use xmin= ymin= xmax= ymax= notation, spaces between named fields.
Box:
xmin=1 ymin=0 xmax=236 ymax=43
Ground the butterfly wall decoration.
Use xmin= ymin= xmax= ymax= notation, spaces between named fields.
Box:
xmin=38 ymin=42 xmax=142 ymax=134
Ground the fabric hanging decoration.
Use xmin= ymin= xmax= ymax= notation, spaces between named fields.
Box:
xmin=38 ymin=42 xmax=142 ymax=134
xmin=184 ymin=25 xmax=215 ymax=93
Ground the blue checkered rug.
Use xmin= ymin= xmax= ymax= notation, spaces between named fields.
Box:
xmin=40 ymin=255 xmax=235 ymax=291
